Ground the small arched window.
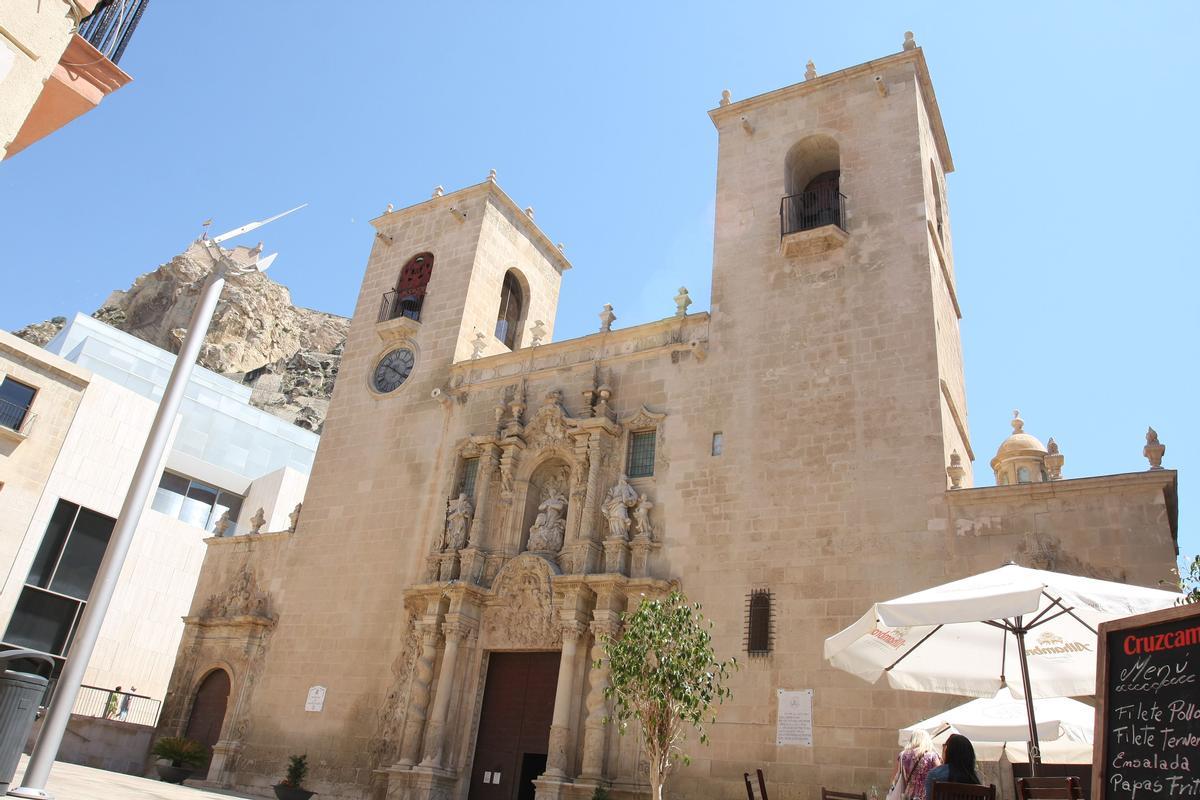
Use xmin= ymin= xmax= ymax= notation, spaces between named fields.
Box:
xmin=1017 ymin=466 xmax=1031 ymax=484
xmin=782 ymin=135 xmax=843 ymax=235
xmin=495 ymin=271 xmax=524 ymax=350
xmin=746 ymin=589 xmax=773 ymax=656
xmin=387 ymin=253 xmax=434 ymax=322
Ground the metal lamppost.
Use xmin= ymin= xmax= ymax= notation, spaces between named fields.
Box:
xmin=9 ymin=206 xmax=303 ymax=799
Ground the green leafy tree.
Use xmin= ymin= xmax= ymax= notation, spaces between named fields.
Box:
xmin=1169 ymin=555 xmax=1200 ymax=604
xmin=598 ymin=590 xmax=736 ymax=800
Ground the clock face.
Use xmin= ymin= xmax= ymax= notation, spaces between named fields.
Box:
xmin=373 ymin=348 xmax=415 ymax=393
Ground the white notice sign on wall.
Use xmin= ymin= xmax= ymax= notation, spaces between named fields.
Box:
xmin=776 ymin=689 xmax=813 ymax=746
xmin=305 ymin=685 xmax=327 ymax=712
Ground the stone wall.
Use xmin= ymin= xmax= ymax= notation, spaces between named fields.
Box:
xmin=26 ymin=715 xmax=154 ymax=776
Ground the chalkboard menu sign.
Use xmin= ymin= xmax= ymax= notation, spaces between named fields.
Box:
xmin=1094 ymin=603 xmax=1200 ymax=800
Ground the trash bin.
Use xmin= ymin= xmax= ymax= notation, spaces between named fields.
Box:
xmin=0 ymin=649 xmax=54 ymax=794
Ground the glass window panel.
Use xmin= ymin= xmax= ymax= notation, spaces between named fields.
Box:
xmin=179 ymin=482 xmax=217 ymax=528
xmin=626 ymin=430 xmax=656 ymax=478
xmin=0 ymin=378 xmax=36 ymax=430
xmin=49 ymin=507 xmax=115 ymax=600
xmin=460 ymin=458 xmax=479 ymax=499
xmin=151 ymin=472 xmax=188 ymax=517
xmin=27 ymin=500 xmax=78 ymax=589
xmin=209 ymin=492 xmax=244 ymax=533
xmin=4 ymin=586 xmax=80 ymax=656
xmin=748 ymin=591 xmax=772 ymax=655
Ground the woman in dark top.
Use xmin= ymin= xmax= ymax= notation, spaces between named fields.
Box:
xmin=924 ymin=734 xmax=982 ymax=798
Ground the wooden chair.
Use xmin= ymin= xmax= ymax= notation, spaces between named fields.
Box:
xmin=820 ymin=790 xmax=866 ymax=800
xmin=1015 ymin=776 xmax=1084 ymax=799
xmin=930 ymin=782 xmax=997 ymax=800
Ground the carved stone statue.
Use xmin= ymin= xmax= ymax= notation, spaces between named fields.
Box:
xmin=444 ymin=493 xmax=474 ymax=551
xmin=633 ymin=494 xmax=655 ymax=539
xmin=288 ymin=502 xmax=303 ymax=533
xmin=601 ymin=474 xmax=638 ymax=541
xmin=1144 ymin=426 xmax=1166 ymax=470
xmin=213 ymin=511 xmax=233 ymax=537
xmin=527 ymin=481 xmax=568 ymax=553
xmin=249 ymin=507 xmax=266 ymax=535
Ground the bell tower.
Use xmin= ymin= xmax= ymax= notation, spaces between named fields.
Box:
xmin=705 ymin=35 xmax=972 ymax=488
xmin=362 ymin=178 xmax=570 ymax=370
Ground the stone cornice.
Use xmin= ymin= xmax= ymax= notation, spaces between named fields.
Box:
xmin=709 ymin=48 xmax=954 ymax=174
xmin=204 ymin=530 xmax=292 ymax=548
xmin=946 ymin=469 xmax=1177 ymax=506
xmin=370 ymin=180 xmax=572 ymax=274
xmin=0 ymin=330 xmax=91 ymax=387
xmin=450 ymin=313 xmax=710 ymax=390
xmin=184 ymin=614 xmax=275 ymax=630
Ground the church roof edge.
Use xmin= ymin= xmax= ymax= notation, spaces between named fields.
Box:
xmin=370 ymin=180 xmax=572 ymax=273
xmin=709 ymin=48 xmax=954 ymax=174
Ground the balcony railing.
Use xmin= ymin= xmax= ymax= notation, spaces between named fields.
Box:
xmin=0 ymin=398 xmax=35 ymax=436
xmin=77 ymin=0 xmax=151 ymax=65
xmin=378 ymin=290 xmax=422 ymax=323
xmin=780 ymin=188 xmax=847 ymax=238
xmin=72 ymin=683 xmax=161 ymax=727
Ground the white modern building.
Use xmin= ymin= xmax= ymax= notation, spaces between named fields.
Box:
xmin=0 ymin=313 xmax=317 ymax=713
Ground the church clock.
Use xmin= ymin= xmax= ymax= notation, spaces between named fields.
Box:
xmin=372 ymin=347 xmax=415 ymax=393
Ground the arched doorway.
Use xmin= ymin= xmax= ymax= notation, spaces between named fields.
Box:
xmin=184 ymin=669 xmax=230 ymax=761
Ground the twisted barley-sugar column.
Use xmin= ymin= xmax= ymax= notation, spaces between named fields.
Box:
xmin=545 ymin=620 xmax=588 ymax=778
xmin=396 ymin=623 xmax=440 ymax=767
xmin=579 ymin=617 xmax=619 ymax=780
xmin=579 ymin=434 xmax=603 ymax=541
xmin=467 ymin=443 xmax=498 ymax=548
xmin=562 ymin=437 xmax=589 ymax=546
xmin=419 ymin=619 xmax=470 ymax=768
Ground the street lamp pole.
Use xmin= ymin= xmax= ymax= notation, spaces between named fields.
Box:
xmin=8 ymin=259 xmax=231 ymax=799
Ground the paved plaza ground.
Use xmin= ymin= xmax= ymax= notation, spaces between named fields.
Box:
xmin=10 ymin=755 xmax=254 ymax=800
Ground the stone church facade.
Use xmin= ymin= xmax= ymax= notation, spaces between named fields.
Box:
xmin=154 ymin=40 xmax=1179 ymax=800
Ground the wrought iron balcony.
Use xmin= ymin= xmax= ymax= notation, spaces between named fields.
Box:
xmin=780 ymin=188 xmax=847 ymax=236
xmin=378 ymin=290 xmax=422 ymax=324
xmin=77 ymin=0 xmax=151 ymax=66
xmin=0 ymin=398 xmax=36 ymax=439
xmin=779 ymin=188 xmax=849 ymax=258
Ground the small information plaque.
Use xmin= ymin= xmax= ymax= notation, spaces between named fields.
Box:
xmin=776 ymin=689 xmax=814 ymax=746
xmin=305 ymin=685 xmax=327 ymax=712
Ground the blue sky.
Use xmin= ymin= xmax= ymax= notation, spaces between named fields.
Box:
xmin=1 ymin=3 xmax=1196 ymax=558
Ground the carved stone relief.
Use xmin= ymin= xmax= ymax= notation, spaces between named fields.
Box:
xmin=480 ymin=555 xmax=558 ymax=650
xmin=200 ymin=566 xmax=272 ymax=620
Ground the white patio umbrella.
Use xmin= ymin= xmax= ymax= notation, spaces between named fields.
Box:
xmin=899 ymin=687 xmax=1094 ymax=764
xmin=824 ymin=563 xmax=1178 ymax=774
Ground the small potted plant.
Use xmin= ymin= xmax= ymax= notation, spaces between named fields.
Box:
xmin=150 ymin=736 xmax=206 ymax=783
xmin=274 ymin=753 xmax=316 ymax=800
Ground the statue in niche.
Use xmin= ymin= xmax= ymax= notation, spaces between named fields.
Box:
xmin=601 ymin=474 xmax=639 ymax=541
xmin=444 ymin=493 xmax=474 ymax=552
xmin=527 ymin=479 xmax=568 ymax=553
xmin=633 ymin=493 xmax=654 ymax=540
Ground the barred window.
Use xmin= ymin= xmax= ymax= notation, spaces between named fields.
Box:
xmin=746 ymin=589 xmax=773 ymax=656
xmin=626 ymin=430 xmax=656 ymax=478
xmin=460 ymin=458 xmax=479 ymax=498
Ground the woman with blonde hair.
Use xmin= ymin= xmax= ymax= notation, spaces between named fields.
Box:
xmin=888 ymin=729 xmax=941 ymax=800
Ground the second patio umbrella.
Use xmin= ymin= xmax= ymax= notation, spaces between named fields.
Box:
xmin=823 ymin=563 xmax=1178 ymax=773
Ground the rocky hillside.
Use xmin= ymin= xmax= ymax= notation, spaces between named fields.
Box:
xmin=14 ymin=240 xmax=348 ymax=433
